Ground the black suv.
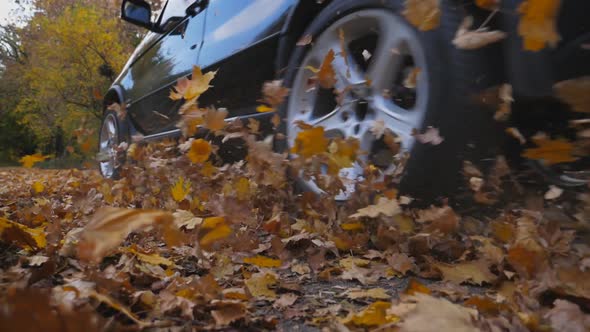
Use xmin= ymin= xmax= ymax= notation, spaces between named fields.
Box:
xmin=100 ymin=0 xmax=590 ymax=199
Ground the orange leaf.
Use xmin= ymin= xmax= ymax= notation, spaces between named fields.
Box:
xmin=403 ymin=0 xmax=441 ymax=32
xmin=243 ymin=255 xmax=282 ymax=268
xmin=343 ymin=301 xmax=399 ymax=327
xmin=318 ymin=49 xmax=336 ymax=89
xmin=518 ymin=0 xmax=561 ymax=51
xmin=522 ymin=137 xmax=578 ymax=165
xmin=199 ymin=216 xmax=232 ymax=250
xmin=187 ymin=139 xmax=212 ymax=164
xmin=404 ymin=278 xmax=431 ymax=295
xmin=170 ymin=66 xmax=216 ymax=101
xmin=554 ymin=76 xmax=590 ymax=113
xmin=291 ymin=126 xmax=328 ymax=158
xmin=19 ymin=153 xmax=50 ymax=168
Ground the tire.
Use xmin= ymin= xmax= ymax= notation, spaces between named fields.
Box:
xmin=98 ymin=110 xmax=128 ymax=179
xmin=278 ymin=0 xmax=504 ymax=203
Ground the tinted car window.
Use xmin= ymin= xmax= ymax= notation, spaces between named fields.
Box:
xmin=158 ymin=0 xmax=195 ymax=28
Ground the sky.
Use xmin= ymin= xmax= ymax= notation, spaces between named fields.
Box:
xmin=0 ymin=0 xmax=31 ymax=25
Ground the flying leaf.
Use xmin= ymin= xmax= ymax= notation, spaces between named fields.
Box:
xmin=32 ymin=181 xmax=45 ymax=193
xmin=187 ymin=139 xmax=212 ymax=164
xmin=318 ymin=49 xmax=336 ymax=89
xmin=261 ymin=80 xmax=289 ymax=107
xmin=19 ymin=153 xmax=50 ymax=168
xmin=414 ymin=127 xmax=444 ymax=145
xmin=170 ymin=66 xmax=216 ymax=101
xmin=522 ymin=137 xmax=578 ymax=165
xmin=554 ymin=76 xmax=590 ymax=113
xmin=257 ymin=105 xmax=275 ymax=113
xmin=291 ymin=126 xmax=329 ymax=158
xmin=171 ymin=176 xmax=191 ymax=202
xmin=350 ymin=197 xmax=401 ymax=219
xmin=0 ymin=217 xmax=46 ymax=251
xmin=198 ymin=216 xmax=232 ymax=250
xmin=399 ymin=294 xmax=479 ymax=332
xmin=243 ymin=255 xmax=282 ymax=268
xmin=518 ymin=0 xmax=561 ymax=51
xmin=77 ymin=207 xmax=175 ymax=264
xmin=342 ymin=301 xmax=399 ymax=327
xmin=453 ymin=16 xmax=507 ymax=50
xmin=204 ymin=107 xmax=227 ymax=132
xmin=403 ymin=0 xmax=441 ymax=32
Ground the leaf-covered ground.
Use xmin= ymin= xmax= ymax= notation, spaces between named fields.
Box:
xmin=1 ymin=138 xmax=589 ymax=332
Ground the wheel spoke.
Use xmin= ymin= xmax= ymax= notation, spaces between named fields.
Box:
xmin=332 ymin=49 xmax=367 ymax=91
xmin=372 ymin=96 xmax=419 ymax=149
xmin=366 ymin=21 xmax=407 ymax=92
xmin=310 ymin=107 xmax=350 ymax=135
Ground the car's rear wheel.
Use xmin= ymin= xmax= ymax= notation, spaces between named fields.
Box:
xmin=280 ymin=0 xmax=503 ymax=202
xmin=98 ymin=111 xmax=126 ymax=179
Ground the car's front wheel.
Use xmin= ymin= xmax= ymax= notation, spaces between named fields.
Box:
xmin=98 ymin=110 xmax=127 ymax=179
xmin=280 ymin=0 xmax=502 ymax=202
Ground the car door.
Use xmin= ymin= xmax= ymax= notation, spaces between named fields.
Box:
xmin=121 ymin=0 xmax=207 ymax=135
xmin=197 ymin=0 xmax=296 ymax=118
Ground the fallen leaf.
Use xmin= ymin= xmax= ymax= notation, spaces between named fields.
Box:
xmin=350 ymin=197 xmax=401 ymax=219
xmin=32 ymin=181 xmax=45 ymax=193
xmin=0 ymin=217 xmax=46 ymax=250
xmin=518 ymin=0 xmax=561 ymax=51
xmin=434 ymin=260 xmax=496 ymax=285
xmin=403 ymin=0 xmax=441 ymax=31
xmin=245 ymin=271 xmax=278 ymax=299
xmin=243 ymin=255 xmax=282 ymax=268
xmin=544 ymin=300 xmax=590 ymax=332
xmin=273 ymin=293 xmax=298 ymax=309
xmin=171 ymin=176 xmax=191 ymax=202
xmin=123 ymin=246 xmax=175 ymax=267
xmin=344 ymin=288 xmax=390 ymax=300
xmin=198 ymin=216 xmax=232 ymax=250
xmin=211 ymin=302 xmax=246 ymax=327
xmin=399 ymin=294 xmax=479 ymax=332
xmin=172 ymin=210 xmax=202 ymax=229
xmin=342 ymin=301 xmax=399 ymax=327
xmin=404 ymin=279 xmax=431 ymax=295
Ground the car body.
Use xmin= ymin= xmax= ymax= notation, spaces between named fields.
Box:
xmin=101 ymin=0 xmax=590 ymax=198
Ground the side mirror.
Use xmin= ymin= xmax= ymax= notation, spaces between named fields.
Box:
xmin=121 ymin=0 xmax=159 ymax=32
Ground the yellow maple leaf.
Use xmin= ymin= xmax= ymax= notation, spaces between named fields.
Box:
xmin=256 ymin=105 xmax=275 ymax=113
xmin=199 ymin=216 xmax=232 ymax=250
xmin=291 ymin=126 xmax=329 ymax=158
xmin=341 ymin=222 xmax=364 ymax=231
xmin=204 ymin=107 xmax=228 ymax=132
xmin=187 ymin=139 xmax=212 ymax=163
xmin=318 ymin=49 xmax=336 ymax=89
xmin=518 ymin=0 xmax=561 ymax=51
xmin=32 ymin=181 xmax=45 ymax=193
xmin=171 ymin=176 xmax=191 ymax=202
xmin=342 ymin=301 xmax=399 ymax=327
xmin=19 ymin=153 xmax=50 ymax=168
xmin=123 ymin=246 xmax=175 ymax=267
xmin=245 ymin=272 xmax=278 ymax=299
xmin=0 ymin=217 xmax=46 ymax=251
xmin=235 ymin=177 xmax=250 ymax=200
xmin=327 ymin=137 xmax=359 ymax=174
xmin=170 ymin=66 xmax=216 ymax=101
xmin=243 ymin=255 xmax=282 ymax=268
xmin=403 ymin=0 xmax=441 ymax=32
xmin=522 ymin=137 xmax=578 ymax=165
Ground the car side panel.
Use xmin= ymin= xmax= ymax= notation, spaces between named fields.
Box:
xmin=119 ymin=10 xmax=206 ymax=135
xmin=197 ymin=0 xmax=298 ymax=117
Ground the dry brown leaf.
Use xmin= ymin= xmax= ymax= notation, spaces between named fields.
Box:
xmin=453 ymin=16 xmax=507 ymax=50
xmin=544 ymin=300 xmax=590 ymax=332
xmin=554 ymin=76 xmax=590 ymax=113
xmin=211 ymin=302 xmax=246 ymax=327
xmin=350 ymin=197 xmax=401 ymax=219
xmin=344 ymin=288 xmax=390 ymax=300
xmin=77 ymin=207 xmax=175 ymax=264
xmin=273 ymin=293 xmax=299 ymax=309
xmin=0 ymin=217 xmax=46 ymax=251
xmin=342 ymin=301 xmax=399 ymax=327
xmin=434 ymin=260 xmax=496 ymax=285
xmin=245 ymin=271 xmax=278 ymax=299
xmin=398 ymin=294 xmax=479 ymax=332
xmin=522 ymin=137 xmax=578 ymax=165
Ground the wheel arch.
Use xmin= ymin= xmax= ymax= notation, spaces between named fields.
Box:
xmin=102 ymin=85 xmax=124 ymax=114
